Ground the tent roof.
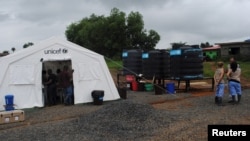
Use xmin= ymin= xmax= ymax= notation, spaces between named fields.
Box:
xmin=0 ymin=37 xmax=101 ymax=61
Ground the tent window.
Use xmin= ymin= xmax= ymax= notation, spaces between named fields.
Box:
xmin=78 ymin=62 xmax=100 ymax=80
xmin=10 ymin=65 xmax=35 ymax=84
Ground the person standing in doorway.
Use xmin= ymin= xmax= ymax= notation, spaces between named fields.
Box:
xmin=45 ymin=69 xmax=57 ymax=106
xmin=60 ymin=65 xmax=73 ymax=105
xmin=56 ymin=68 xmax=64 ymax=103
xmin=56 ymin=68 xmax=62 ymax=85
xmin=42 ymin=70 xmax=48 ymax=105
xmin=213 ymin=61 xmax=225 ymax=106
xmin=227 ymin=61 xmax=242 ymax=104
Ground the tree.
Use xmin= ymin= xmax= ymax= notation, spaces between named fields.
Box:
xmin=126 ymin=11 xmax=144 ymax=49
xmin=11 ymin=47 xmax=16 ymax=53
xmin=65 ymin=8 xmax=160 ymax=58
xmin=205 ymin=42 xmax=210 ymax=47
xmin=105 ymin=8 xmax=127 ymax=57
xmin=2 ymin=50 xmax=9 ymax=54
xmin=200 ymin=43 xmax=206 ymax=48
xmin=200 ymin=42 xmax=210 ymax=48
xmin=171 ymin=42 xmax=187 ymax=49
xmin=126 ymin=11 xmax=160 ymax=51
xmin=23 ymin=42 xmax=34 ymax=48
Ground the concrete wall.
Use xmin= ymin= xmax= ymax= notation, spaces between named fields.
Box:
xmin=218 ymin=42 xmax=250 ymax=61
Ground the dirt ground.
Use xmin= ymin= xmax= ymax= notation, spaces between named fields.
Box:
xmin=111 ymin=69 xmax=250 ymax=140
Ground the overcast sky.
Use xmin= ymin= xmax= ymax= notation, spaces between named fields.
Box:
xmin=1 ymin=0 xmax=250 ymax=53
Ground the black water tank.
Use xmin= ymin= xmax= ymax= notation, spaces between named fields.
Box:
xmin=170 ymin=49 xmax=182 ymax=79
xmin=161 ymin=50 xmax=170 ymax=78
xmin=142 ymin=50 xmax=162 ymax=79
xmin=122 ymin=49 xmax=142 ymax=75
xmin=170 ymin=47 xmax=203 ymax=79
xmin=180 ymin=48 xmax=203 ymax=78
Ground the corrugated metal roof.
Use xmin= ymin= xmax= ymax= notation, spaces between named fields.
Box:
xmin=202 ymin=45 xmax=220 ymax=51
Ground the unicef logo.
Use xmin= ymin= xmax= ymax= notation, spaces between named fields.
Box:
xmin=44 ymin=48 xmax=69 ymax=54
xmin=62 ymin=48 xmax=68 ymax=54
xmin=44 ymin=48 xmax=68 ymax=54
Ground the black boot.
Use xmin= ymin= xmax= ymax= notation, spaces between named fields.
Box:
xmin=217 ymin=97 xmax=224 ymax=106
xmin=215 ymin=96 xmax=219 ymax=104
xmin=229 ymin=95 xmax=237 ymax=105
xmin=237 ymin=95 xmax=241 ymax=104
xmin=228 ymin=95 xmax=236 ymax=103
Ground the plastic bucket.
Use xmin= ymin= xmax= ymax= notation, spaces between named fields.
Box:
xmin=5 ymin=105 xmax=15 ymax=111
xmin=93 ymin=97 xmax=103 ymax=105
xmin=166 ymin=83 xmax=175 ymax=94
xmin=5 ymin=95 xmax=14 ymax=105
xmin=145 ymin=83 xmax=154 ymax=91
xmin=91 ymin=90 xmax=104 ymax=105
xmin=131 ymin=81 xmax=138 ymax=91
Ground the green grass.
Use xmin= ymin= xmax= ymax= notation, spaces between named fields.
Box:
xmin=238 ymin=61 xmax=250 ymax=79
xmin=203 ymin=61 xmax=250 ymax=79
xmin=105 ymin=59 xmax=122 ymax=70
xmin=203 ymin=62 xmax=216 ymax=77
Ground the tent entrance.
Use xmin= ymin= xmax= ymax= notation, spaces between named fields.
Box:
xmin=42 ymin=60 xmax=74 ymax=106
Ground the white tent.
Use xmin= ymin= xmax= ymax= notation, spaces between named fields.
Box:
xmin=0 ymin=37 xmax=120 ymax=110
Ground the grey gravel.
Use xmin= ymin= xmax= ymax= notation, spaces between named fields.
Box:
xmin=0 ymin=100 xmax=173 ymax=141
